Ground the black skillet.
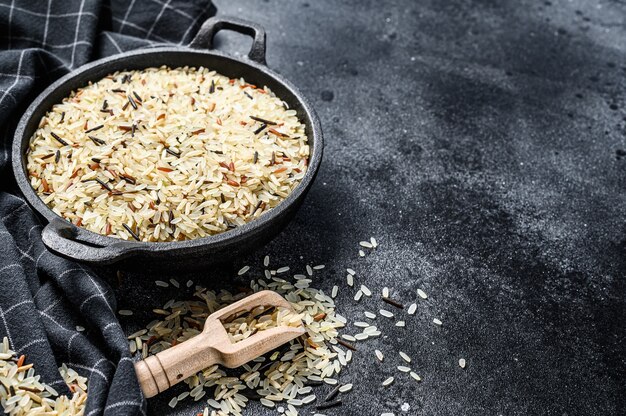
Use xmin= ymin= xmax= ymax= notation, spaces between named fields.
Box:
xmin=11 ymin=16 xmax=323 ymax=269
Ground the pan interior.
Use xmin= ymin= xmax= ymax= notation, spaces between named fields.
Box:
xmin=15 ymin=48 xmax=321 ymax=251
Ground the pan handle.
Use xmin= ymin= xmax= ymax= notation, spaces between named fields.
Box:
xmin=42 ymin=218 xmax=140 ymax=265
xmin=189 ymin=16 xmax=267 ymax=65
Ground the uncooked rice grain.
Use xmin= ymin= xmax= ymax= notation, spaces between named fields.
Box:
xmin=417 ymin=289 xmax=428 ymax=299
xmin=302 ymin=394 xmax=316 ymax=404
xmin=399 ymin=351 xmax=411 ymax=363
xmin=379 ymin=309 xmax=394 ymax=318
xmin=339 ymin=384 xmax=353 ymax=393
xmin=459 ymin=358 xmax=466 ymax=368
xmin=382 ymin=377 xmax=394 ymax=386
xmin=433 ymin=318 xmax=443 ymax=326
xmin=364 ymin=326 xmax=378 ymax=335
xmin=407 ymin=303 xmax=417 ymax=315
xmin=360 ymin=284 xmax=371 ymax=297
xmin=260 ymin=398 xmax=275 ymax=408
xmin=27 ymin=66 xmax=310 ymax=242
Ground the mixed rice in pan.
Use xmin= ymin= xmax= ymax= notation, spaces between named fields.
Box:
xmin=26 ymin=66 xmax=310 ymax=242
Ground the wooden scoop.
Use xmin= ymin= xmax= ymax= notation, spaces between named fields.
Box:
xmin=134 ymin=290 xmax=305 ymax=398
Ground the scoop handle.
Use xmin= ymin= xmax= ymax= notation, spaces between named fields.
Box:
xmin=135 ymin=330 xmax=222 ymax=398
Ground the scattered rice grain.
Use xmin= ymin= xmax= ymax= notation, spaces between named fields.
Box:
xmin=407 ymin=303 xmax=417 ymax=315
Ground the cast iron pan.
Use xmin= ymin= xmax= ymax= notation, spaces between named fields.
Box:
xmin=11 ymin=16 xmax=323 ymax=270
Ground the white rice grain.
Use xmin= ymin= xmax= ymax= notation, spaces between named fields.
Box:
xmin=379 ymin=309 xmax=394 ymax=318
xmin=360 ymin=284 xmax=371 ymax=297
xmin=407 ymin=303 xmax=417 ymax=315
xmin=339 ymin=384 xmax=353 ymax=392
xmin=168 ymin=397 xmax=178 ymax=408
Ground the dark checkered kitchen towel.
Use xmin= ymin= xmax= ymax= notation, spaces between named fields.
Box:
xmin=0 ymin=1 xmax=215 ymax=414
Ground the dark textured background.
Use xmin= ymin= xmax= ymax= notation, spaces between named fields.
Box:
xmin=110 ymin=0 xmax=626 ymax=414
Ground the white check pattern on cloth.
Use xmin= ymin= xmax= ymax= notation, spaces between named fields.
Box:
xmin=0 ymin=0 xmax=215 ymax=415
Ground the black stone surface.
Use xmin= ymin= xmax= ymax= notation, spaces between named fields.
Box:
xmin=110 ymin=0 xmax=626 ymax=414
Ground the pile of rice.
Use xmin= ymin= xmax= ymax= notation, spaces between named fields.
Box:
xmin=26 ymin=66 xmax=309 ymax=242
xmin=130 ymin=264 xmax=350 ymax=416
xmin=0 ymin=338 xmax=88 ymax=416
xmin=127 ymin=241 xmax=449 ymax=416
